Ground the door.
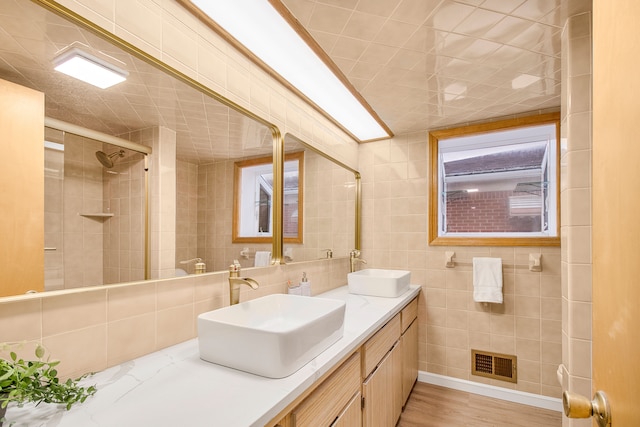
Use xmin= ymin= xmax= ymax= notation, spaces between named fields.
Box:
xmin=0 ymin=78 xmax=44 ymax=296
xmin=592 ymin=1 xmax=640 ymax=425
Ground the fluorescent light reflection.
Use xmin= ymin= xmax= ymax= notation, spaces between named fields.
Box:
xmin=44 ymin=141 xmax=64 ymax=151
xmin=512 ymin=74 xmax=540 ymax=90
xmin=444 ymin=83 xmax=467 ymax=101
xmin=190 ymin=0 xmax=390 ymax=141
xmin=53 ymin=48 xmax=128 ymax=89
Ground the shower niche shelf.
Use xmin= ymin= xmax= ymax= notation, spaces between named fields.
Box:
xmin=79 ymin=212 xmax=114 ymax=218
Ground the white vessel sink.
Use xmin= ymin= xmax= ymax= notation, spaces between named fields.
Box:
xmin=347 ymin=269 xmax=411 ymax=298
xmin=197 ymin=294 xmax=345 ymax=378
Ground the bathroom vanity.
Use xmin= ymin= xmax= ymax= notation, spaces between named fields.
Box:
xmin=3 ymin=285 xmax=420 ymax=427
xmin=284 ymin=294 xmax=419 ymax=427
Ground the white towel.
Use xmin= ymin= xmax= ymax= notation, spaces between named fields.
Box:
xmin=254 ymin=251 xmax=271 ymax=267
xmin=473 ymin=257 xmax=503 ymax=303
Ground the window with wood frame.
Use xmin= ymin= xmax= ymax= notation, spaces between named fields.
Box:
xmin=429 ymin=114 xmax=560 ymax=247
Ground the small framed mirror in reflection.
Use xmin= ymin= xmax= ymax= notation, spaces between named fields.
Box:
xmin=233 ymin=151 xmax=304 ymax=244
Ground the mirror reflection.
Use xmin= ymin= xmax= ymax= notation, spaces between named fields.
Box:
xmin=175 ymin=126 xmax=273 ymax=274
xmin=44 ymin=128 xmax=147 ymax=290
xmin=283 ymin=134 xmax=359 ymax=263
xmin=233 ymin=152 xmax=303 ymax=243
xmin=0 ymin=0 xmax=273 ymax=296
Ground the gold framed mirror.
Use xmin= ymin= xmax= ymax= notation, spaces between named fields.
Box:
xmin=0 ymin=0 xmax=278 ymax=296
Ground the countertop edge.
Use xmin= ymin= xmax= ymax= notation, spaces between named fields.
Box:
xmin=255 ymin=285 xmax=421 ymax=425
xmin=4 ymin=285 xmax=422 ymax=427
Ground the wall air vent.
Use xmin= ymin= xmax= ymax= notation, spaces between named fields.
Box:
xmin=471 ymin=349 xmax=517 ymax=383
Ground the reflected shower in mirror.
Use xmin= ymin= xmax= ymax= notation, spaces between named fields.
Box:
xmin=44 ymin=127 xmax=146 ymax=290
xmin=0 ymin=0 xmax=275 ymax=296
xmin=283 ymin=134 xmax=359 ymax=263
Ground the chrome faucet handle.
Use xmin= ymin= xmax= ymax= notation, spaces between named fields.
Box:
xmin=322 ymin=249 xmax=333 ymax=259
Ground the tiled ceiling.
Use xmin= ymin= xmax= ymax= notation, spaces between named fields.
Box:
xmin=0 ymin=0 xmax=566 ymax=157
xmin=0 ymin=0 xmax=273 ymax=164
xmin=279 ymin=0 xmax=563 ymax=135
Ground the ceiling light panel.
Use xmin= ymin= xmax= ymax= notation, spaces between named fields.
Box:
xmin=189 ymin=0 xmax=392 ymax=141
xmin=53 ymin=48 xmax=128 ymax=89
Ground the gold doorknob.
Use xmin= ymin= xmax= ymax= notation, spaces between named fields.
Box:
xmin=562 ymin=391 xmax=611 ymax=427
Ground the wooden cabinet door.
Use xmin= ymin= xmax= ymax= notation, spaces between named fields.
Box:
xmin=391 ymin=340 xmax=403 ymax=423
xmin=401 ymin=319 xmax=418 ymax=407
xmin=292 ymin=352 xmax=361 ymax=427
xmin=363 ymin=342 xmax=402 ymax=427
xmin=331 ymin=392 xmax=362 ymax=427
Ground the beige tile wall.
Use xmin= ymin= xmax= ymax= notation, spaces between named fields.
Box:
xmin=62 ymin=133 xmax=105 ymax=288
xmin=0 ymin=257 xmax=349 ymax=379
xmin=121 ymin=126 xmax=178 ymax=279
xmin=43 ymin=129 xmax=146 ymax=290
xmin=44 ymin=128 xmax=65 ymax=291
xmin=196 ymin=159 xmax=272 ymax=271
xmin=103 ymin=145 xmax=146 ymax=284
xmin=561 ymin=9 xmax=592 ymax=427
xmin=359 ymin=131 xmax=563 ymax=399
xmin=176 ymin=159 xmax=199 ymax=272
xmin=300 ymin=149 xmax=357 ymax=261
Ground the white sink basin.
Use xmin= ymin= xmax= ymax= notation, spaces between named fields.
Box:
xmin=347 ymin=269 xmax=411 ymax=298
xmin=197 ymin=294 xmax=345 ymax=378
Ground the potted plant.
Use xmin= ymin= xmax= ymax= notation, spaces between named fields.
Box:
xmin=0 ymin=343 xmax=96 ymax=426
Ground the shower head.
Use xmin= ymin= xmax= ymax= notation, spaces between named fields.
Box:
xmin=95 ymin=150 xmax=125 ymax=168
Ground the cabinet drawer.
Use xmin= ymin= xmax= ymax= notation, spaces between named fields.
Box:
xmin=362 ymin=314 xmax=401 ymax=378
xmin=292 ymin=352 xmax=361 ymax=427
xmin=401 ymin=298 xmax=418 ymax=332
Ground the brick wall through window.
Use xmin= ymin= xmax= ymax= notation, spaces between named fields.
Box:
xmin=446 ymin=190 xmax=541 ymax=233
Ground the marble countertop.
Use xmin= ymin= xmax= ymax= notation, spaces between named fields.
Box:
xmin=4 ymin=285 xmax=421 ymax=427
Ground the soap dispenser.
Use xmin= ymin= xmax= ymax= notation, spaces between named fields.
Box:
xmin=194 ymin=258 xmax=206 ymax=274
xmin=287 ymin=280 xmax=301 ymax=295
xmin=300 ymin=272 xmax=311 ymax=296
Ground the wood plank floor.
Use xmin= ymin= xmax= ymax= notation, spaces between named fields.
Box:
xmin=397 ymin=382 xmax=562 ymax=427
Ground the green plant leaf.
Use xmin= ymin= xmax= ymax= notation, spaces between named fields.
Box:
xmin=23 ymin=364 xmax=39 ymax=378
xmin=35 ymin=345 xmax=45 ymax=359
xmin=0 ymin=342 xmax=97 ymax=410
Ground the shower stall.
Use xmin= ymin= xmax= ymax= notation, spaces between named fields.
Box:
xmin=44 ymin=120 xmax=149 ymax=291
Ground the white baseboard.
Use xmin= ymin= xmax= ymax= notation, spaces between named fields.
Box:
xmin=417 ymin=371 xmax=562 ymax=412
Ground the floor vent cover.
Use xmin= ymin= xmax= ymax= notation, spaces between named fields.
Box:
xmin=471 ymin=350 xmax=517 ymax=383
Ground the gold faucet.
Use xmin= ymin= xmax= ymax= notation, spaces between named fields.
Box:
xmin=349 ymin=250 xmax=367 ymax=273
xmin=229 ymin=260 xmax=259 ymax=305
